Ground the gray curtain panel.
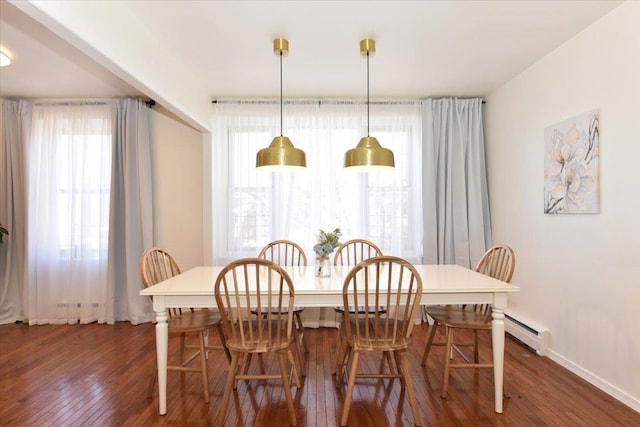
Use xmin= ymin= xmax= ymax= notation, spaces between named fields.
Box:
xmin=0 ymin=100 xmax=31 ymax=324
xmin=107 ymin=98 xmax=154 ymax=324
xmin=422 ymin=98 xmax=492 ymax=268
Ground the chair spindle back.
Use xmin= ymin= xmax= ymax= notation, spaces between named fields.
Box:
xmin=473 ymin=245 xmax=516 ymax=316
xmin=334 ymin=239 xmax=383 ymax=266
xmin=258 ymin=240 xmax=307 ymax=266
xmin=342 ymin=256 xmax=422 ymax=349
xmin=215 ymin=258 xmax=295 ymax=352
xmin=140 ymin=247 xmax=183 ymax=317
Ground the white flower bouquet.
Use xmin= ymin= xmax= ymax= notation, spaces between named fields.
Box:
xmin=313 ymin=227 xmax=342 ymax=258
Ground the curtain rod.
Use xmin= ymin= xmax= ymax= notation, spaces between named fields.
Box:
xmin=28 ymin=97 xmax=155 ymax=107
xmin=32 ymin=100 xmax=109 ymax=106
xmin=212 ymin=99 xmax=421 ymax=106
xmin=212 ymin=98 xmax=485 ymax=105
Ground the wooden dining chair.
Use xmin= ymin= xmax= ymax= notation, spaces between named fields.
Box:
xmin=333 ymin=238 xmax=383 ymax=267
xmin=256 ymin=240 xmax=309 ymax=360
xmin=420 ymin=244 xmax=516 ymax=398
xmin=336 ymin=256 xmax=423 ymax=427
xmin=214 ymin=258 xmax=301 ymax=426
xmin=140 ymin=247 xmax=229 ymax=404
xmin=330 ymin=238 xmax=385 ymax=375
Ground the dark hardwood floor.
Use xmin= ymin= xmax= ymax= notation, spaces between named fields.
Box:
xmin=1 ymin=321 xmax=638 ymax=426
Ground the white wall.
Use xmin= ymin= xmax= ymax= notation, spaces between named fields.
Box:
xmin=0 ymin=102 xmax=3 ymax=170
xmin=149 ymin=107 xmax=204 ymax=270
xmin=12 ymin=0 xmax=213 ymax=131
xmin=485 ymin=1 xmax=640 ymax=411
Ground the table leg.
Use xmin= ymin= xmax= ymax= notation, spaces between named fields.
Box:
xmin=491 ymin=303 xmax=505 ymax=413
xmin=154 ymin=307 xmax=169 ymax=415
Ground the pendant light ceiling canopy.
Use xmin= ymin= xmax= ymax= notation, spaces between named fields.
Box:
xmin=344 ymin=39 xmax=394 ymax=171
xmin=256 ymin=38 xmax=306 ymax=170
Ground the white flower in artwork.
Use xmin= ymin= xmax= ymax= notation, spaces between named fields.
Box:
xmin=549 ymin=159 xmax=596 ymax=213
xmin=545 ymin=125 xmax=586 ymax=180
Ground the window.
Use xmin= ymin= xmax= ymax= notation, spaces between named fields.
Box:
xmin=56 ymin=129 xmax=112 ymax=258
xmin=211 ymin=100 xmax=422 ymax=263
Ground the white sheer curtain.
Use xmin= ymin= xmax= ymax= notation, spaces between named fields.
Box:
xmin=211 ymin=99 xmax=422 ymax=326
xmin=211 ymin=100 xmax=422 ymax=262
xmin=27 ymin=102 xmax=113 ymax=324
xmin=422 ymin=98 xmax=492 ymax=268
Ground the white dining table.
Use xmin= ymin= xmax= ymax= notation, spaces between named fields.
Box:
xmin=140 ymin=263 xmax=519 ymax=415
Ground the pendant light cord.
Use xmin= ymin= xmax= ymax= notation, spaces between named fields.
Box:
xmin=366 ymin=51 xmax=370 ymax=137
xmin=280 ymin=51 xmax=283 ymax=137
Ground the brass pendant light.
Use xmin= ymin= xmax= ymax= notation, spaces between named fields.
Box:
xmin=344 ymin=39 xmax=394 ymax=171
xmin=256 ymin=38 xmax=306 ymax=170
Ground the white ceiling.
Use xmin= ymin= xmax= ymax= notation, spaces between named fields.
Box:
xmin=0 ymin=1 xmax=623 ymax=107
xmin=0 ymin=0 xmax=141 ymax=99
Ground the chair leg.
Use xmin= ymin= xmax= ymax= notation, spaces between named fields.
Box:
xmin=197 ymin=331 xmax=210 ymax=403
xmin=332 ymin=336 xmax=347 ymax=375
xmin=180 ymin=332 xmax=186 ymax=364
xmin=335 ymin=343 xmax=352 ymax=389
xmin=293 ymin=313 xmax=307 ymax=378
xmin=441 ymin=326 xmax=454 ymax=399
xmin=277 ymin=350 xmax=298 ymax=426
xmin=216 ymin=352 xmax=240 ymax=427
xmin=216 ymin=323 xmax=232 ymax=363
xmin=393 ymin=351 xmax=404 ymax=387
xmin=340 ymin=350 xmax=360 ymax=426
xmin=385 ymin=351 xmax=396 ymax=374
xmin=331 ymin=313 xmax=345 ymax=375
xmin=294 ymin=335 xmax=306 ymax=378
xmin=295 ymin=312 xmax=309 ymax=353
xmin=473 ymin=330 xmax=479 ymax=363
xmin=398 ymin=350 xmax=422 ymax=426
xmin=239 ymin=353 xmax=252 ymax=387
xmin=420 ymin=322 xmax=439 ymax=366
xmin=287 ymin=346 xmax=303 ymax=388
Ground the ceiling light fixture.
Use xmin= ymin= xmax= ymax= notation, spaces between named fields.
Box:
xmin=256 ymin=38 xmax=306 ymax=170
xmin=0 ymin=51 xmax=11 ymax=67
xmin=344 ymin=39 xmax=394 ymax=171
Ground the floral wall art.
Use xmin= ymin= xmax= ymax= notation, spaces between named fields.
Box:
xmin=544 ymin=109 xmax=599 ymax=214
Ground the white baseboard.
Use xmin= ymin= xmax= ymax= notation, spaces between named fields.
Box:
xmin=547 ymin=349 xmax=640 ymax=413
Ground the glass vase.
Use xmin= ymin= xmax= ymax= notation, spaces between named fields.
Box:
xmin=315 ymin=256 xmax=330 ymax=277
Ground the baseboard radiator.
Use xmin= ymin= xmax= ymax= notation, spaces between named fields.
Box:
xmin=504 ymin=312 xmax=550 ymax=356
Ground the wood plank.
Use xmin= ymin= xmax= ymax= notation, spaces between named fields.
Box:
xmin=1 ymin=322 xmax=638 ymax=426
